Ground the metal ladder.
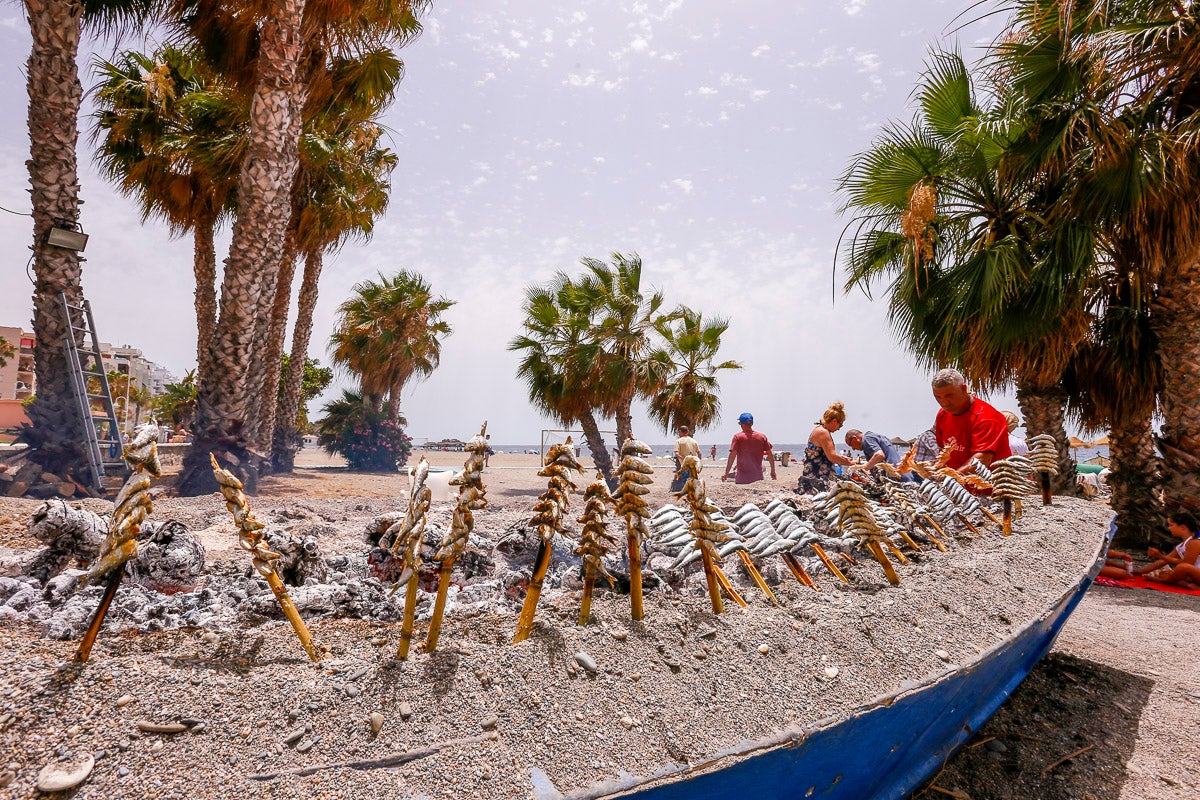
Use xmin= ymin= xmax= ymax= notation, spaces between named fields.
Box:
xmin=60 ymin=292 xmax=126 ymax=494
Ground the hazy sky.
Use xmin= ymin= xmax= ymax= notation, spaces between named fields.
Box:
xmin=0 ymin=1 xmax=1025 ymax=447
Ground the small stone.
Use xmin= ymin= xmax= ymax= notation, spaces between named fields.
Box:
xmin=936 ymin=650 xmax=951 ymax=662
xmin=117 ymin=767 xmax=130 ymax=777
xmin=620 ymin=716 xmax=635 ymax=729
xmin=370 ymin=637 xmax=388 ymax=646
xmin=0 ymin=772 xmax=13 ymax=789
xmin=574 ymin=652 xmax=598 ymax=673
xmin=698 ymin=627 xmax=718 ymax=639
xmin=115 ymin=695 xmax=134 ymax=708
xmin=238 ymin=727 xmax=251 ymax=739
xmin=283 ymin=726 xmax=306 ymax=745
xmin=629 ymin=672 xmax=641 ymax=682
xmin=693 ymin=650 xmax=707 ymax=660
xmin=347 ymin=667 xmax=369 ymax=682
xmin=985 ymin=739 xmax=1008 ymax=753
xmin=345 ymin=685 xmax=360 ymax=699
xmin=824 ymin=667 xmax=839 ymax=679
xmin=370 ymin=712 xmax=384 ymax=735
xmin=36 ymin=755 xmax=94 ymax=792
xmin=610 ymin=629 xmax=627 ymax=641
xmin=188 ymin=723 xmax=206 ymax=735
xmin=480 ymin=715 xmax=498 ymax=731
xmin=296 ymin=739 xmax=315 ymax=754
xmin=150 ymin=741 xmax=163 ymax=753
xmin=287 ymin=708 xmax=301 ymax=723
xmin=200 ymin=631 xmax=220 ymax=645
xmin=757 ymin=644 xmax=770 ymax=655
xmin=398 ymin=702 xmax=413 ymax=720
xmin=179 ymin=718 xmax=203 ymax=727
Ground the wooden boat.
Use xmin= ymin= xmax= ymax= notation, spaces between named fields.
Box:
xmin=569 ymin=521 xmax=1112 ymax=800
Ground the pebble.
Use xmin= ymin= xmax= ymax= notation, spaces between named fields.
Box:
xmin=116 ymin=695 xmax=134 ymax=708
xmin=283 ymin=726 xmax=306 ymax=745
xmin=985 ymin=739 xmax=1008 ymax=753
xmin=345 ymin=684 xmax=360 ymax=698
xmin=620 ymin=716 xmax=635 ymax=729
xmin=370 ymin=712 xmax=384 ymax=735
xmin=824 ymin=667 xmax=839 ymax=679
xmin=574 ymin=652 xmax=598 ymax=673
xmin=151 ymin=740 xmax=164 ymax=753
xmin=936 ymin=649 xmax=951 ymax=662
xmin=296 ymin=738 xmax=315 ymax=754
xmin=480 ymin=715 xmax=498 ymax=731
xmin=117 ymin=767 xmax=130 ymax=777
xmin=347 ymin=667 xmax=369 ymax=682
xmin=610 ymin=630 xmax=627 ymax=641
xmin=399 ymin=701 xmax=413 ymax=720
xmin=36 ymin=755 xmax=94 ymax=792
xmin=136 ymin=721 xmax=188 ymax=734
xmin=758 ymin=644 xmax=770 ymax=655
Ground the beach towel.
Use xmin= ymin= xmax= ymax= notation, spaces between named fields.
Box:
xmin=1092 ymin=574 xmax=1200 ymax=597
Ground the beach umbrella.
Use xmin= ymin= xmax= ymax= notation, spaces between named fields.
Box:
xmin=1089 ymin=434 xmax=1110 ymax=447
xmin=1068 ymin=436 xmax=1089 ymax=459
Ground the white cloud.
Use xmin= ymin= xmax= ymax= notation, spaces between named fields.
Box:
xmin=751 ymin=43 xmax=770 ymax=57
xmin=842 ymin=0 xmax=867 ymax=15
xmin=668 ymin=178 xmax=694 ymax=194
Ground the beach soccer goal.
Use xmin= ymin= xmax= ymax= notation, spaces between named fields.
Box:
xmin=540 ymin=429 xmax=616 ymax=463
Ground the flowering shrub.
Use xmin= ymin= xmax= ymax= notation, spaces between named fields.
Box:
xmin=317 ymin=391 xmax=412 ymax=471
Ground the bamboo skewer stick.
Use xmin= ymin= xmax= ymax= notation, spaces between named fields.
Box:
xmin=958 ymin=515 xmax=983 ymax=537
xmin=781 ymin=552 xmax=818 ymax=591
xmin=921 ymin=514 xmax=947 ymax=539
xmin=397 ymin=576 xmax=420 ymax=660
xmin=626 ymin=518 xmax=644 ymax=621
xmin=881 ymin=538 xmax=909 ymax=565
xmin=578 ymin=575 xmax=596 ymax=626
xmin=75 ymin=571 xmax=123 ymax=663
xmin=895 ymin=528 xmax=924 ymax=552
xmin=811 ymin=544 xmax=849 ymax=583
xmin=425 ymin=425 xmax=490 ymax=653
xmin=514 ymin=540 xmax=552 ymax=643
xmin=1039 ymin=472 xmax=1052 ymax=506
xmin=75 ymin=421 xmax=161 ymax=663
xmin=865 ymin=540 xmax=901 ymax=586
xmin=698 ymin=544 xmax=724 ymax=614
xmin=1002 ymin=499 xmax=1013 ymax=536
xmin=738 ymin=550 xmax=779 ymax=603
xmin=980 ymin=507 xmax=1003 ymax=527
xmin=424 ymin=560 xmax=455 ymax=652
xmin=211 ymin=454 xmax=321 ymax=662
xmin=914 ymin=521 xmax=948 ymax=552
xmin=712 ymin=559 xmax=748 ymax=607
xmin=615 ymin=438 xmax=654 ymax=622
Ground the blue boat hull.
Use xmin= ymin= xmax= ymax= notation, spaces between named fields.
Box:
xmin=575 ymin=522 xmax=1111 ymax=800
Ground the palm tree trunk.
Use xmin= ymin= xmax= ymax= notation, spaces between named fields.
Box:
xmin=1015 ymin=377 xmax=1077 ymax=496
xmin=249 ymin=231 xmax=298 ymax=454
xmin=615 ymin=401 xmax=633 ymax=449
xmin=1151 ymin=255 xmax=1200 ymax=511
xmin=20 ymin=0 xmax=89 ymax=481
xmin=385 ymin=379 xmax=402 ymax=420
xmin=1108 ymin=400 xmax=1165 ymax=550
xmin=578 ymin=410 xmax=614 ymax=479
xmin=271 ymin=249 xmax=322 ymax=473
xmin=192 ymin=211 xmax=219 ymax=385
xmin=178 ymin=0 xmax=307 ymax=496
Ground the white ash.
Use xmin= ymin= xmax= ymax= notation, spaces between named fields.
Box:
xmin=126 ymin=519 xmax=206 ymax=594
xmin=0 ymin=501 xmax=109 ymax=584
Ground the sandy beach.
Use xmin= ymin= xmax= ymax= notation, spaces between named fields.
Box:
xmin=0 ymin=451 xmax=1194 ymax=799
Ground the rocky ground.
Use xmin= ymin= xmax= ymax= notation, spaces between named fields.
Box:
xmin=0 ymin=450 xmax=1191 ymax=799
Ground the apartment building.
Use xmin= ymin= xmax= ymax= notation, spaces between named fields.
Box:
xmin=0 ymin=326 xmax=35 ymax=402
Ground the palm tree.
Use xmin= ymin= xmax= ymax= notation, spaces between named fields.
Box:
xmin=996 ymin=0 xmax=1200 ymax=511
xmin=329 ymin=270 xmax=454 ymax=416
xmin=646 ymin=308 xmax=742 ymax=435
xmin=153 ymin=370 xmax=198 ymax=427
xmin=91 ymin=46 xmax=243 ymax=381
xmin=510 ymin=274 xmax=616 ymax=478
xmin=838 ymin=49 xmax=1089 ymax=492
xmin=577 ymin=252 xmax=676 ymax=446
xmin=20 ymin=0 xmax=155 ymax=483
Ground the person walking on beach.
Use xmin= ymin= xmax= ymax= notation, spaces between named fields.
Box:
xmin=931 ymin=369 xmax=1011 ymax=470
xmin=845 ymin=429 xmax=911 ymax=480
xmin=797 ymin=402 xmax=856 ymax=493
xmin=672 ymin=425 xmax=701 ymax=491
xmin=721 ymin=413 xmax=775 ymax=484
xmin=709 ymin=444 xmax=717 ymax=461
xmin=1002 ymin=411 xmax=1029 ymax=456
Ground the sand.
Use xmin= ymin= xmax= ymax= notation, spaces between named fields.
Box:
xmin=0 ymin=449 xmax=1189 ymax=799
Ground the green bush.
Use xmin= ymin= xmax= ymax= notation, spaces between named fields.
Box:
xmin=316 ymin=390 xmax=411 ymax=471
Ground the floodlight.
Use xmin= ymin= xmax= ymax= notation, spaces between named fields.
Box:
xmin=46 ymin=226 xmax=88 ymax=251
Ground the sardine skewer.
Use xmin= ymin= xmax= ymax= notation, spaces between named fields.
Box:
xmin=781 ymin=552 xmax=818 ymax=591
xmin=810 ymin=544 xmax=849 ymax=583
xmin=737 ymin=550 xmax=780 ymax=604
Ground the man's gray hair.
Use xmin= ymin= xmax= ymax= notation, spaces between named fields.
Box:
xmin=931 ymin=368 xmax=966 ymax=389
xmin=845 ymin=428 xmax=863 ymax=439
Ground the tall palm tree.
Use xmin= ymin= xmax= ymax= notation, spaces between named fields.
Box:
xmin=838 ymin=49 xmax=1089 ymax=492
xmin=646 ymin=308 xmax=742 ymax=435
xmin=577 ymin=252 xmax=675 ymax=446
xmin=20 ymin=0 xmax=155 ymax=483
xmin=997 ymin=0 xmax=1200 ymax=511
xmin=510 ymin=274 xmax=616 ymax=478
xmin=329 ymin=270 xmax=454 ymax=416
xmin=91 ymin=46 xmax=243 ymax=381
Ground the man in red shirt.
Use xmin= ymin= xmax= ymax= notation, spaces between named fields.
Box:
xmin=931 ymin=369 xmax=1012 ymax=470
xmin=721 ymin=412 xmax=776 ymax=484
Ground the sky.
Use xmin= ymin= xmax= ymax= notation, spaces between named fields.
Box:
xmin=0 ymin=0 xmax=1026 ymax=448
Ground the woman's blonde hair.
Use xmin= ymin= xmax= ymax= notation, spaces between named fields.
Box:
xmin=822 ymin=402 xmax=846 ymax=426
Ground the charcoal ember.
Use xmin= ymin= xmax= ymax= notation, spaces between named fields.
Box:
xmin=20 ymin=501 xmax=109 ymax=584
xmin=367 ymin=548 xmax=405 ymax=584
xmin=265 ymin=530 xmax=328 ymax=586
xmin=495 ymin=528 xmax=535 ymax=557
xmin=126 ymin=520 xmax=206 ymax=594
xmin=457 ymin=548 xmax=494 ymax=579
xmin=364 ymin=512 xmax=405 ymax=549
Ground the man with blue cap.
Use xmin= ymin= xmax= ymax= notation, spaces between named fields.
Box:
xmin=722 ymin=412 xmax=776 ymax=484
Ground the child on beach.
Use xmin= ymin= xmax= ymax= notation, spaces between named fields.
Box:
xmin=1137 ymin=510 xmax=1200 ymax=587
